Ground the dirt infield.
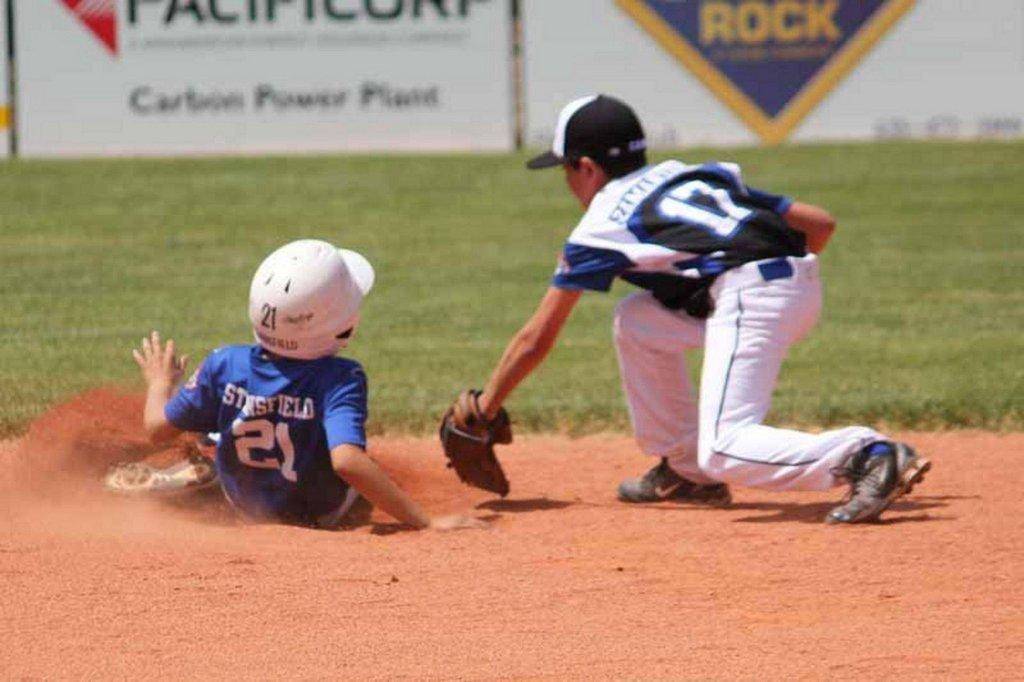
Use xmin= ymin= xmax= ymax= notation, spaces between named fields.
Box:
xmin=2 ymin=391 xmax=1022 ymax=679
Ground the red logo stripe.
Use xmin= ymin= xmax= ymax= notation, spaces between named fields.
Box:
xmin=59 ymin=0 xmax=117 ymax=56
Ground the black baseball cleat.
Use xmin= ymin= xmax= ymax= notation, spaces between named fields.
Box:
xmin=617 ymin=458 xmax=731 ymax=505
xmin=825 ymin=442 xmax=931 ymax=524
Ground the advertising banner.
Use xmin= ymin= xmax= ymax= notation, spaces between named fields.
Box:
xmin=524 ymin=0 xmax=1024 ymax=147
xmin=615 ymin=0 xmax=916 ymax=144
xmin=16 ymin=0 xmax=513 ymax=156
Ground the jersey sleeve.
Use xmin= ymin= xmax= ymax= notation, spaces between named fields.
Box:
xmin=551 ymin=242 xmax=634 ymax=292
xmin=744 ymin=186 xmax=793 ymax=215
xmin=164 ymin=352 xmax=221 ymax=433
xmin=323 ymin=365 xmax=368 ymax=450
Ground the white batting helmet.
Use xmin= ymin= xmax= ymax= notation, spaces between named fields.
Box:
xmin=248 ymin=239 xmax=375 ymax=360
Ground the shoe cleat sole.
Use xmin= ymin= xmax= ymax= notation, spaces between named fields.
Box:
xmin=104 ymin=456 xmax=217 ymax=497
xmin=898 ymin=457 xmax=931 ymax=497
xmin=825 ymin=445 xmax=932 ymax=525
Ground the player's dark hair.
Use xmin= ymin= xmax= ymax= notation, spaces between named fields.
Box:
xmin=571 ymin=152 xmax=647 ymax=179
xmin=599 ymin=151 xmax=647 ymax=179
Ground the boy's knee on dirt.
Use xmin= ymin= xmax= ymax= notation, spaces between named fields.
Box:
xmin=697 ymin=426 xmax=739 ymax=478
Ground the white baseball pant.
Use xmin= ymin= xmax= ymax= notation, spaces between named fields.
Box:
xmin=613 ymin=254 xmax=886 ymax=491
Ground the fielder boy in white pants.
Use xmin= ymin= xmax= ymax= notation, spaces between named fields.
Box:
xmin=463 ymin=95 xmax=929 ymax=524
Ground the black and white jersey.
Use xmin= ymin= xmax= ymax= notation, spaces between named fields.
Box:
xmin=551 ymin=160 xmax=807 ymax=311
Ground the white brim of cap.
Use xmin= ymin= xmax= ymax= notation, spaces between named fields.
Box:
xmin=339 ymin=249 xmax=375 ymax=296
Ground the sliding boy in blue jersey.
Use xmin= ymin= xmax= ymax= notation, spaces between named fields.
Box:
xmin=131 ymin=239 xmax=481 ymax=531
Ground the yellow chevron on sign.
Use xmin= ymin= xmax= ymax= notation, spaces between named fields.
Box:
xmin=616 ymin=0 xmax=917 ymax=144
xmin=0 ymin=106 xmax=9 ymax=131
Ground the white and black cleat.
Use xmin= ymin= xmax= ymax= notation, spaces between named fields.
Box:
xmin=825 ymin=442 xmax=931 ymax=524
xmin=104 ymin=454 xmax=218 ymax=497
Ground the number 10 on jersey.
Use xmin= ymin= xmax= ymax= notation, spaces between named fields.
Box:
xmin=657 ymin=180 xmax=753 ymax=238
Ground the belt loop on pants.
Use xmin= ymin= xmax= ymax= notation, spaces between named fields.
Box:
xmin=714 ymin=257 xmax=797 ymax=295
xmin=756 ymin=258 xmax=794 ymax=282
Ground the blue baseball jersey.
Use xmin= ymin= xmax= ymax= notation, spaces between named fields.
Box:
xmin=551 ymin=160 xmax=805 ymax=312
xmin=165 ymin=344 xmax=367 ymax=525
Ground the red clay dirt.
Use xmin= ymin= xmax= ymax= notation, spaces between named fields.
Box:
xmin=1 ymin=390 xmax=1022 ymax=679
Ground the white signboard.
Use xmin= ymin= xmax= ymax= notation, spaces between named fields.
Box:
xmin=17 ymin=0 xmax=513 ymax=157
xmin=524 ymin=0 xmax=1024 ymax=147
xmin=1 ymin=3 xmax=9 ymax=158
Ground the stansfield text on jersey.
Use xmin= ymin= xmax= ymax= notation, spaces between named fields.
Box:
xmin=223 ymin=383 xmax=317 ymax=420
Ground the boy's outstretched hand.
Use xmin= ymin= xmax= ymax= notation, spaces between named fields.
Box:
xmin=132 ymin=330 xmax=186 ymax=442
xmin=133 ymin=330 xmax=189 ymax=389
xmin=430 ymin=515 xmax=489 ymax=532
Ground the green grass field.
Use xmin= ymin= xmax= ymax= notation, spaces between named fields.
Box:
xmin=1 ymin=141 xmax=1021 ymax=437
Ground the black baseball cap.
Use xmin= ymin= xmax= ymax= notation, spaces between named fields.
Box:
xmin=527 ymin=94 xmax=647 ymax=171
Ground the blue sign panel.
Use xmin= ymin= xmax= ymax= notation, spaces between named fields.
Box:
xmin=617 ymin=0 xmax=917 ymax=142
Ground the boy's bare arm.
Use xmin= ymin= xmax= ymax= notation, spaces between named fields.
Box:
xmin=331 ymin=444 xmax=483 ymax=531
xmin=478 ymin=286 xmax=582 ymax=418
xmin=783 ymin=201 xmax=837 ymax=254
xmin=132 ymin=330 xmax=186 ymax=443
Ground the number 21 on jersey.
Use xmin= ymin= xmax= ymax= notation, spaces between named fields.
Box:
xmin=657 ymin=180 xmax=752 ymax=238
xmin=231 ymin=418 xmax=298 ymax=482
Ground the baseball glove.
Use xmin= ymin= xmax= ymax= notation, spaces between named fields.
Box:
xmin=438 ymin=389 xmax=512 ymax=497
